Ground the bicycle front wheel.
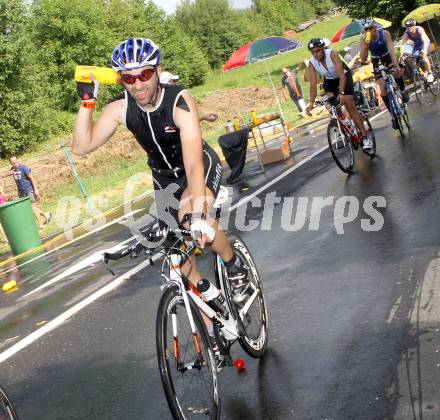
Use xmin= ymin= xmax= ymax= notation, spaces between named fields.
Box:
xmin=327 ymin=119 xmax=354 ymax=173
xmin=222 ymin=233 xmax=269 ymax=358
xmin=0 ymin=387 xmax=18 ymax=420
xmin=156 ymin=286 xmax=220 ymax=420
xmin=413 ymin=70 xmax=424 ymax=103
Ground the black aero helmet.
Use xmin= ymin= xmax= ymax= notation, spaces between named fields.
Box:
xmin=308 ymin=38 xmax=325 ymax=50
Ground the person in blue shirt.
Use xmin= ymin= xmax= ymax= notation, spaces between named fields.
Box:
xmin=9 ymin=156 xmax=52 ymax=229
xmin=402 ymin=19 xmax=433 ymax=83
xmin=359 ymin=17 xmax=410 ymax=129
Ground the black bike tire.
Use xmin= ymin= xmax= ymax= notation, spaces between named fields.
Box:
xmin=222 ymin=233 xmax=269 ymax=358
xmin=327 ymin=119 xmax=354 ymax=173
xmin=368 ymin=87 xmax=378 ymax=109
xmin=413 ymin=69 xmax=424 ymax=103
xmin=0 ymin=387 xmax=19 ymax=420
xmin=360 ymin=112 xmax=376 ymax=157
xmin=389 ymin=91 xmax=407 ymax=138
xmin=401 ymin=106 xmax=411 ymax=130
xmin=156 ymin=286 xmax=220 ymax=420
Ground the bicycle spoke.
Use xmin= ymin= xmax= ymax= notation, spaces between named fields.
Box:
xmin=327 ymin=120 xmax=354 ymax=173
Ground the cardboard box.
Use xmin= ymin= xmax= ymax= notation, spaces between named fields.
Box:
xmin=260 ymin=147 xmax=289 ymax=165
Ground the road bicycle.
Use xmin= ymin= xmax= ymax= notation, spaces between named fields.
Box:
xmin=324 ymin=95 xmax=376 ymax=174
xmin=104 ymin=187 xmax=268 ymax=419
xmin=378 ymin=64 xmax=411 ymax=137
xmin=353 ymin=80 xmax=379 ymax=113
xmin=0 ymin=386 xmax=18 ymax=420
xmin=403 ymin=51 xmax=440 ymax=102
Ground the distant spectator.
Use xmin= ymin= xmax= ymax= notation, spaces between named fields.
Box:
xmin=9 ymin=156 xmax=52 ymax=229
xmin=0 ymin=186 xmax=9 ymax=244
xmin=199 ymin=113 xmax=218 ymax=123
xmin=281 ymin=67 xmax=306 ymax=113
xmin=0 ymin=186 xmax=8 ymax=205
xmin=160 ymin=71 xmax=217 ymax=123
xmin=160 ymin=71 xmax=179 ymax=85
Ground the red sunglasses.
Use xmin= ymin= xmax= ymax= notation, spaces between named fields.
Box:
xmin=120 ymin=68 xmax=155 ymax=85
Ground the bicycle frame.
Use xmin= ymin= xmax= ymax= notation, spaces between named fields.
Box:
xmin=162 ymin=240 xmax=260 ymax=368
xmin=325 ymin=99 xmax=358 ymax=144
xmin=379 ymin=66 xmax=403 ymax=118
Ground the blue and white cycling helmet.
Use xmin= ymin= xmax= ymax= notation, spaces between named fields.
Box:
xmin=405 ymin=18 xmax=417 ymax=27
xmin=111 ymin=37 xmax=160 ymax=71
xmin=360 ymin=17 xmax=377 ymax=29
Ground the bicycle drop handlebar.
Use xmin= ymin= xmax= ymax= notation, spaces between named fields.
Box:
xmin=103 ymin=227 xmax=200 ymax=264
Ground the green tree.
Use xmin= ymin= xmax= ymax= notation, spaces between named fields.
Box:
xmin=175 ymin=0 xmax=247 ymax=69
xmin=336 ymin=0 xmax=422 ymax=23
xmin=252 ymin=0 xmax=315 ymax=35
xmin=0 ymin=0 xmax=61 ymax=156
xmin=29 ymin=0 xmax=116 ymax=111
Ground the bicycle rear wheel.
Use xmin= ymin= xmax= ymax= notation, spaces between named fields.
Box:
xmin=413 ymin=70 xmax=424 ymax=103
xmin=368 ymin=86 xmax=378 ymax=109
xmin=327 ymin=119 xmax=354 ymax=173
xmin=156 ymin=286 xmax=220 ymax=420
xmin=221 ymin=233 xmax=268 ymax=358
xmin=0 ymin=387 xmax=18 ymax=420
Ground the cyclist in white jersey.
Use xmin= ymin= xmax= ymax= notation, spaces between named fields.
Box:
xmin=305 ymin=38 xmax=372 ymax=151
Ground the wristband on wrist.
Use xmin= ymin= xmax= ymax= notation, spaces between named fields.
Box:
xmin=81 ymin=100 xmax=96 ymax=109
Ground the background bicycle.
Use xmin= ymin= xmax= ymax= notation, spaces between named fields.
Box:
xmin=324 ymin=95 xmax=376 ymax=174
xmin=403 ymin=51 xmax=440 ymax=102
xmin=104 ymin=191 xmax=268 ymax=420
xmin=378 ymin=64 xmax=411 ymax=137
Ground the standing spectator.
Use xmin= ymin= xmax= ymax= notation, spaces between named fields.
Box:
xmin=160 ymin=71 xmax=217 ymax=123
xmin=9 ymin=156 xmax=52 ymax=229
xmin=0 ymin=186 xmax=9 ymax=245
xmin=281 ymin=67 xmax=306 ymax=113
xmin=0 ymin=185 xmax=8 ymax=205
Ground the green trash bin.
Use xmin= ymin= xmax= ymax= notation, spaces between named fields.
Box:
xmin=0 ymin=196 xmax=42 ymax=255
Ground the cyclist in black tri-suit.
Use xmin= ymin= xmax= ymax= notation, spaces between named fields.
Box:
xmin=73 ymin=37 xmax=249 ymax=304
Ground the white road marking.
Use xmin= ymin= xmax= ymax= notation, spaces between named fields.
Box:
xmin=385 ymin=295 xmax=403 ymax=324
xmin=0 ymin=255 xmax=159 ymax=363
xmin=0 ymin=208 xmax=144 ymax=277
xmin=22 ymin=238 xmax=134 ymax=298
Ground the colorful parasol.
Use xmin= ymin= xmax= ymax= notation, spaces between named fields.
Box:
xmin=330 ymin=18 xmax=392 ymax=43
xmin=402 ymin=4 xmax=440 ymax=25
xmin=223 ymin=37 xmax=302 ymax=71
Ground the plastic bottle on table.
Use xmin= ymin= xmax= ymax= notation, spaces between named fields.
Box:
xmin=251 ymin=110 xmax=257 ymax=124
xmin=232 ymin=116 xmax=241 ymax=131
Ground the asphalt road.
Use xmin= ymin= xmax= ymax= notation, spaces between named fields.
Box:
xmin=0 ymin=96 xmax=439 ymax=419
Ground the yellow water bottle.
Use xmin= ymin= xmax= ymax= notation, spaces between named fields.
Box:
xmin=74 ymin=65 xmax=120 ymax=84
xmin=251 ymin=110 xmax=257 ymax=124
xmin=232 ymin=116 xmax=241 ymax=131
xmin=365 ymin=31 xmax=371 ymax=45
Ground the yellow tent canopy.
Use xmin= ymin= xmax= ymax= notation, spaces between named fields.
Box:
xmin=402 ymin=4 xmax=440 ymax=25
